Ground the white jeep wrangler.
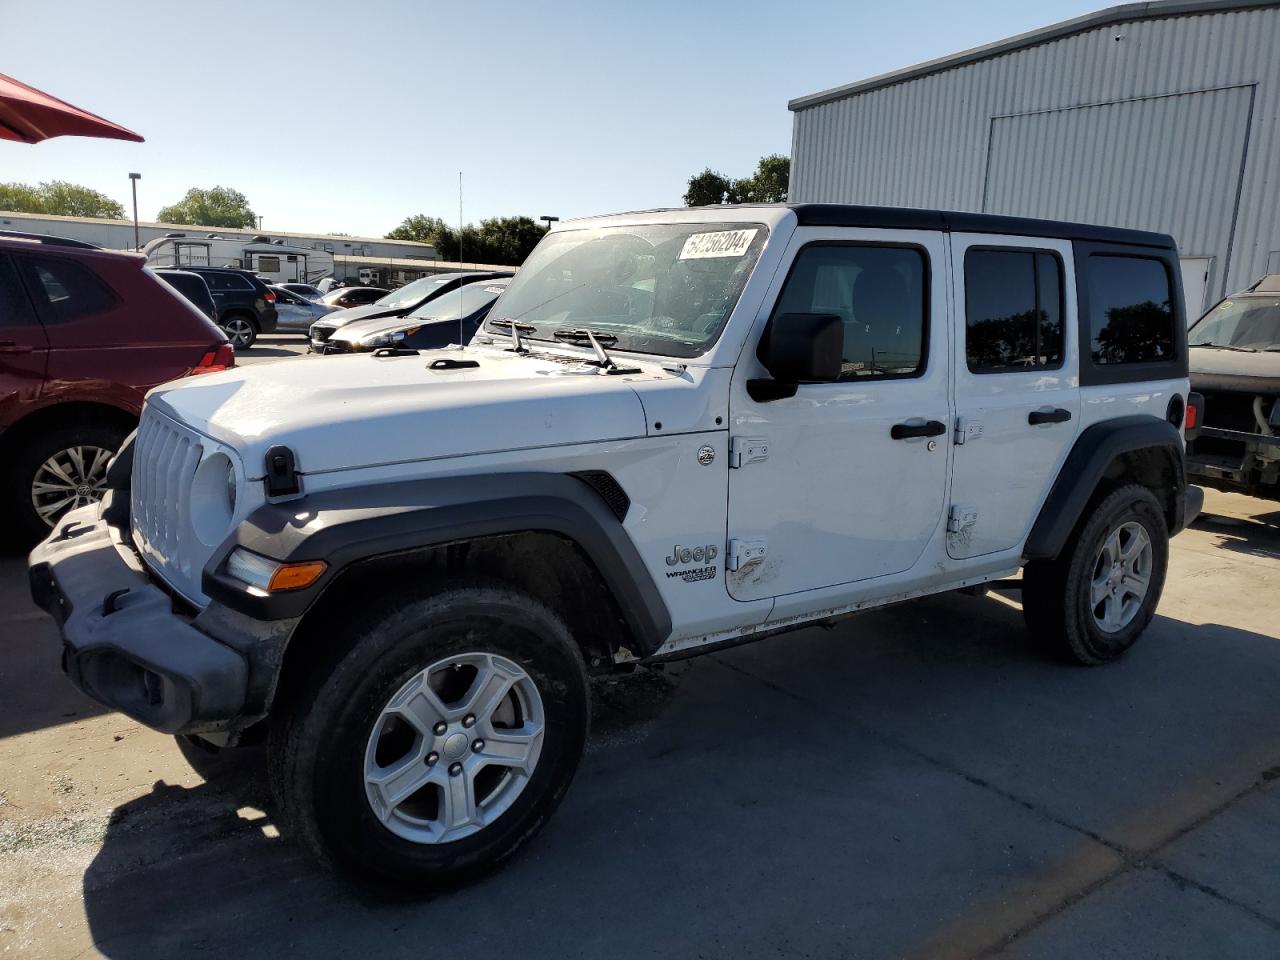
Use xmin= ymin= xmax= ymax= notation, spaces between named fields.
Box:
xmin=30 ymin=204 xmax=1202 ymax=887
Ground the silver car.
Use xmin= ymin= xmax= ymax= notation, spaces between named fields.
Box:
xmin=271 ymin=285 xmax=336 ymax=331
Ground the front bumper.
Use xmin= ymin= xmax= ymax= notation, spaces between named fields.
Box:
xmin=29 ymin=499 xmax=251 ymax=735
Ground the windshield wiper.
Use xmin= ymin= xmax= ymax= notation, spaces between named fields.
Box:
xmin=1190 ymin=342 xmax=1257 ymax=352
xmin=488 ymin=318 xmax=537 ymax=353
xmin=554 ymin=328 xmax=619 ymax=368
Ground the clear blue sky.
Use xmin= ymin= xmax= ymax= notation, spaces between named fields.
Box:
xmin=2 ymin=0 xmax=1101 ymax=238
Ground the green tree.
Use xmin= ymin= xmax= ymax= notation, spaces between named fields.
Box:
xmin=750 ymin=154 xmax=790 ymax=202
xmin=385 ymin=214 xmax=547 ymax=266
xmin=0 ymin=180 xmax=125 ymax=218
xmin=157 ymin=186 xmax=257 ymax=228
xmin=683 ymin=154 xmax=790 ymax=206
xmin=684 ymin=168 xmax=731 ymax=206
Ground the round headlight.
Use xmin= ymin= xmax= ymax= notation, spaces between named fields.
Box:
xmin=191 ymin=452 xmax=238 ymax=547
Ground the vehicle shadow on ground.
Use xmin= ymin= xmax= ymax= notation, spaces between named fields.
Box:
xmin=1194 ymin=504 xmax=1280 ymax=559
xmin=79 ymin=592 xmax=1280 ymax=960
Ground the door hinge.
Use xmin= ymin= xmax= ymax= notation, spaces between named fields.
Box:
xmin=729 ymin=436 xmax=769 ymax=469
xmin=955 ymin=417 xmax=984 ymax=445
xmin=947 ymin=504 xmax=979 ymax=533
xmin=726 ymin=538 xmax=768 ymax=572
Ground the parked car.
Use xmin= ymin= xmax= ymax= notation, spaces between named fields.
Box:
xmin=323 ymin=279 xmax=510 ymax=353
xmin=319 ymin=285 xmax=388 ymax=311
xmin=28 ymin=205 xmax=1201 ymax=889
xmin=277 ymin=282 xmax=325 ymax=302
xmin=1185 ymin=274 xmax=1280 ymax=499
xmin=154 ymin=268 xmax=217 ymax=323
xmin=315 ymin=277 xmax=340 ymax=294
xmin=308 ymin=271 xmax=513 ymax=351
xmin=0 ymin=231 xmax=231 ymax=541
xmin=270 ymin=285 xmax=335 ymax=332
xmin=173 ymin=265 xmax=278 ymax=350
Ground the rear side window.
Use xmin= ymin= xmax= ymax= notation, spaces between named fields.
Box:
xmin=772 ymin=244 xmax=928 ymax=380
xmin=1087 ymin=256 xmax=1175 ymax=365
xmin=203 ymin=272 xmax=254 ymax=292
xmin=15 ymin=255 xmax=116 ymax=322
xmin=965 ymin=249 xmax=1063 ymax=372
xmin=0 ymin=255 xmax=38 ymax=327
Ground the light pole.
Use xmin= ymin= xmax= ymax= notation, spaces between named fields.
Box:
xmin=128 ymin=173 xmax=141 ymax=250
xmin=540 ymin=215 xmax=559 ymax=232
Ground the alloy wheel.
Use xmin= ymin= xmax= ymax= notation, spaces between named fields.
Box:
xmin=364 ymin=652 xmax=545 ymax=844
xmin=223 ymin=318 xmax=254 ymax=348
xmin=31 ymin=445 xmax=113 ymax=527
xmin=1089 ymin=520 xmax=1153 ymax=633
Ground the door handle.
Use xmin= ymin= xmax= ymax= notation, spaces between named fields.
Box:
xmin=1028 ymin=408 xmax=1072 ymax=426
xmin=0 ymin=340 xmax=33 ymax=354
xmin=891 ymin=419 xmax=947 ymax=440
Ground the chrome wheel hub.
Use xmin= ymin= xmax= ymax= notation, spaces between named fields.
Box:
xmin=1090 ymin=521 xmax=1153 ymax=633
xmin=31 ymin=445 xmax=113 ymax=527
xmin=364 ymin=652 xmax=544 ymax=844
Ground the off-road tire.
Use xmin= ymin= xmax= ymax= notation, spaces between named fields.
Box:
xmin=5 ymin=422 xmax=129 ymax=545
xmin=268 ymin=582 xmax=590 ymax=889
xmin=1022 ymin=484 xmax=1169 ymax=665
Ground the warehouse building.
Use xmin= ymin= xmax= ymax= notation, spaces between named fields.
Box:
xmin=0 ymin=210 xmax=439 ymax=263
xmin=788 ymin=0 xmax=1280 ymax=317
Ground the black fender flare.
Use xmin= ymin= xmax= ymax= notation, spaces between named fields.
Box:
xmin=201 ymin=472 xmax=673 ymax=655
xmin=1023 ymin=415 xmax=1185 ymax=561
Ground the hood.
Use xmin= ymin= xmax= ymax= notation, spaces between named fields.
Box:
xmin=147 ymin=344 xmax=667 ymax=476
xmin=315 ymin=302 xmax=405 ymax=329
xmin=1188 ymin=346 xmax=1280 ymax=397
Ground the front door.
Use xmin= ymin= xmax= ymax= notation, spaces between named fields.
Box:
xmin=947 ymin=234 xmax=1080 ymax=559
xmin=726 ymin=228 xmax=952 ymax=602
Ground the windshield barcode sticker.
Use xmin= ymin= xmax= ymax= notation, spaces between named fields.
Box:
xmin=679 ymin=229 xmax=758 ymax=260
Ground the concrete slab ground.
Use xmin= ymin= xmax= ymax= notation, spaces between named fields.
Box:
xmin=1 ymin=488 xmax=1278 ymax=959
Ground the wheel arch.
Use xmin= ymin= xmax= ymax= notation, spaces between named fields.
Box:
xmin=1024 ymin=415 xmax=1185 ymax=561
xmin=0 ymin=400 xmax=137 ymax=459
xmin=203 ymin=472 xmax=671 ymax=712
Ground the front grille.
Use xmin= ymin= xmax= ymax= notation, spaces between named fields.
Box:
xmin=132 ymin=408 xmax=204 ymax=599
xmin=311 ymin=325 xmax=335 ymax=343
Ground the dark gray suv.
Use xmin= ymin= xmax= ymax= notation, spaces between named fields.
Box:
xmin=176 ymin=266 xmax=278 ymax=349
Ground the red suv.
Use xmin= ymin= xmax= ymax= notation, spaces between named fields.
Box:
xmin=0 ymin=232 xmax=232 ymax=541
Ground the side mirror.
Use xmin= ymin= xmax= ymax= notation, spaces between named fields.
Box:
xmin=750 ymin=312 xmax=843 ymax=401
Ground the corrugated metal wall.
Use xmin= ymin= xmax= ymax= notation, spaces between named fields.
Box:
xmin=789 ymin=5 xmax=1280 ymax=304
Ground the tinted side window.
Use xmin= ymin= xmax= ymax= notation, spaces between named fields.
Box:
xmin=1088 ymin=256 xmax=1174 ymax=365
xmin=965 ymin=249 xmax=1063 ymax=372
xmin=16 ymin=255 xmax=115 ymax=322
xmin=0 ymin=255 xmax=38 ymax=328
xmin=204 ymin=272 xmax=254 ymax=292
xmin=773 ymin=244 xmax=927 ymax=380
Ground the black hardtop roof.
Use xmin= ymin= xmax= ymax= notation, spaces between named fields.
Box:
xmin=790 ymin=204 xmax=1176 ymax=249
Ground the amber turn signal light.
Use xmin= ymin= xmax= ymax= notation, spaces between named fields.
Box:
xmin=267 ymin=561 xmax=327 ymax=592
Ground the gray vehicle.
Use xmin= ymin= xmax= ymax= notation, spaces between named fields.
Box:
xmin=1185 ymin=274 xmax=1280 ymax=499
xmin=270 ymin=285 xmax=335 ymax=332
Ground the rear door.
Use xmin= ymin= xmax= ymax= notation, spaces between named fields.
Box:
xmin=0 ymin=252 xmax=49 ymax=428
xmin=947 ymin=235 xmax=1080 ymax=558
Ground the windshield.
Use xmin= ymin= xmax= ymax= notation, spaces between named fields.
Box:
xmin=408 ymin=283 xmax=506 ymax=322
xmin=376 ymin=275 xmax=451 ymax=308
xmin=1190 ymin=297 xmax=1280 ymax=350
xmin=484 ymin=222 xmax=768 ymax=358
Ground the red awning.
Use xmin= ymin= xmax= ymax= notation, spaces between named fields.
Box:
xmin=0 ymin=72 xmax=143 ymax=144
